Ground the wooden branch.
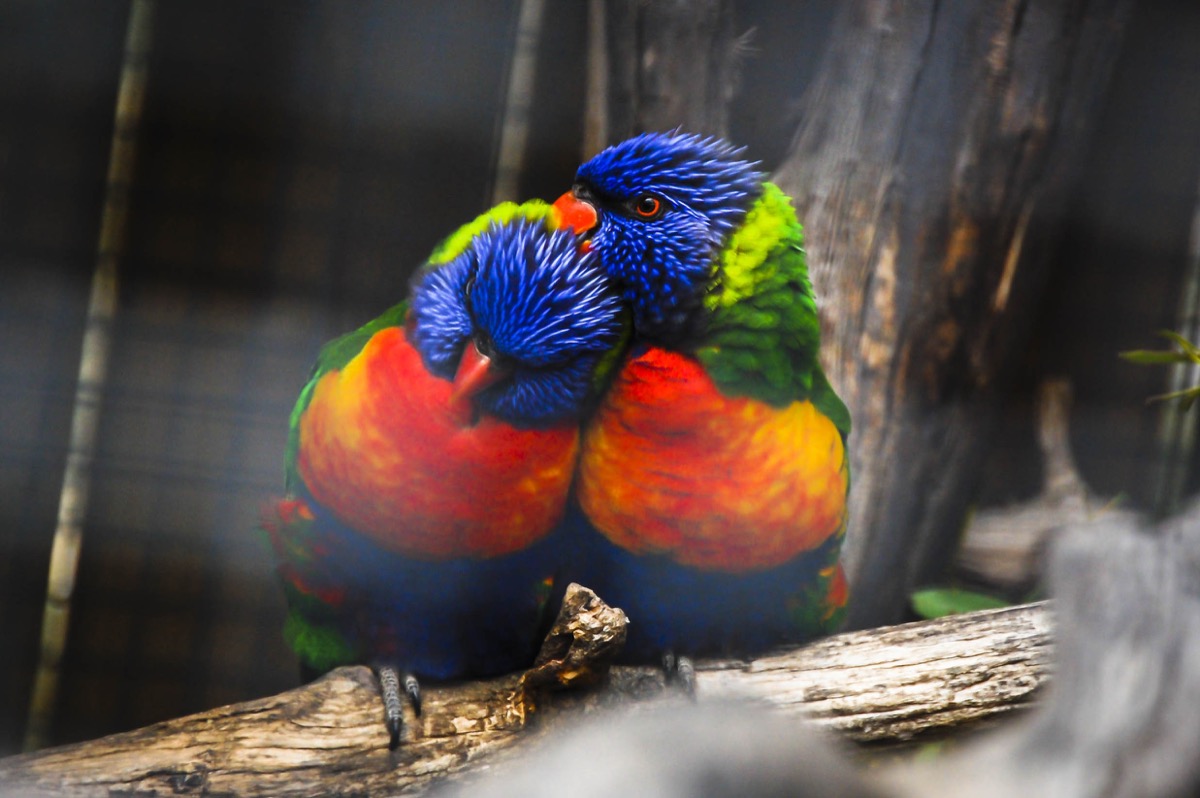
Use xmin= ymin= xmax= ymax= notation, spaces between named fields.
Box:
xmin=433 ymin=504 xmax=1200 ymax=798
xmin=700 ymin=601 xmax=1050 ymax=742
xmin=0 ymin=594 xmax=1050 ymax=797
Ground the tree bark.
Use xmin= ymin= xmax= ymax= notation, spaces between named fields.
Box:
xmin=0 ymin=600 xmax=1050 ymax=797
xmin=599 ymin=0 xmax=739 ymax=142
xmin=772 ymin=0 xmax=1136 ymax=627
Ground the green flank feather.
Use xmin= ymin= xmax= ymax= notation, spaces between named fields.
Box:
xmin=697 ymin=183 xmax=850 ymax=438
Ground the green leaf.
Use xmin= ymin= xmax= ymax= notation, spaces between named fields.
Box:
xmin=1148 ymin=385 xmax=1200 ymax=408
xmin=1119 ymin=349 xmax=1194 ymax=365
xmin=1157 ymin=330 xmax=1200 ymax=362
xmin=914 ymin=741 xmax=947 ymax=762
xmin=910 ymin=588 xmax=1009 ymax=619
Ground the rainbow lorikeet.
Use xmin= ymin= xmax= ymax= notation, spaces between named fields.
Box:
xmin=552 ymin=132 xmax=851 ymax=675
xmin=263 ymin=204 xmax=623 ymax=745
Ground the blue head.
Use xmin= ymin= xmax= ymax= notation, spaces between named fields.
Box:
xmin=409 ymin=219 xmax=624 ymax=426
xmin=556 ymin=132 xmax=764 ymax=342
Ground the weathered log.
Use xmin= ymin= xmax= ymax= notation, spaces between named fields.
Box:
xmin=437 ymin=504 xmax=1200 ymax=798
xmin=703 ymin=601 xmax=1050 ymax=742
xmin=25 ymin=497 xmax=1194 ymax=798
xmin=774 ymin=0 xmax=1136 ymax=629
xmin=0 ymin=596 xmax=1050 ymax=797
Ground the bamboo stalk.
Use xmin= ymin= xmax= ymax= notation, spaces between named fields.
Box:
xmin=24 ymin=0 xmax=157 ymax=753
xmin=489 ymin=0 xmax=548 ymax=204
xmin=582 ymin=0 xmax=609 ymax=158
xmin=1152 ymin=171 xmax=1200 ymax=516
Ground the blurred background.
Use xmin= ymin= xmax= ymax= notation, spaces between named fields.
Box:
xmin=1 ymin=0 xmax=1197 ymax=755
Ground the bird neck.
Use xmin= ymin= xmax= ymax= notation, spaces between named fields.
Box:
xmin=692 ymin=183 xmax=832 ymax=411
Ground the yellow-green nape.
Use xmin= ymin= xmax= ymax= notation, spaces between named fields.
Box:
xmin=707 ymin=182 xmax=804 ymax=311
xmin=426 ymin=199 xmax=556 ymax=265
xmin=695 ymin=179 xmax=836 ymax=412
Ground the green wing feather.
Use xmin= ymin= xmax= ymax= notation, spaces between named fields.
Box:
xmin=696 ymin=182 xmax=851 ymax=440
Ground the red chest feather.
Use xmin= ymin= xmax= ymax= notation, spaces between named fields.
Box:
xmin=578 ymin=347 xmax=847 ymax=571
xmin=296 ymin=327 xmax=578 ymax=559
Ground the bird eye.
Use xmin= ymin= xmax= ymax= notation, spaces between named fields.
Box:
xmin=473 ymin=330 xmax=497 ymax=360
xmin=631 ymin=194 xmax=663 ymax=219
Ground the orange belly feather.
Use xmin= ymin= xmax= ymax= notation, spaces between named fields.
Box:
xmin=577 ymin=347 xmax=848 ymax=571
xmin=297 ymin=327 xmax=579 ymax=559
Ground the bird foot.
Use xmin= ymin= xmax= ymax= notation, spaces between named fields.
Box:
xmin=661 ymin=651 xmax=696 ymax=698
xmin=376 ymin=665 xmax=422 ymax=749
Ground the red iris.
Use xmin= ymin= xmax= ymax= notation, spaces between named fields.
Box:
xmin=634 ymin=195 xmax=662 ymax=218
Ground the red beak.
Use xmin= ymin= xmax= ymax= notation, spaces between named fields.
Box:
xmin=553 ymin=191 xmax=598 ymax=238
xmin=450 ymin=341 xmax=506 ymax=405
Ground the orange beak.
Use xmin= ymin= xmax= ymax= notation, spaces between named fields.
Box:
xmin=553 ymin=191 xmax=599 ymax=239
xmin=450 ymin=341 xmax=506 ymax=405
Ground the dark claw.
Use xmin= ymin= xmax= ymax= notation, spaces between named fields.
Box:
xmin=661 ymin=651 xmax=697 ymax=698
xmin=377 ymin=665 xmax=404 ymax=749
xmin=404 ymin=673 xmax=422 ymax=716
xmin=375 ymin=665 xmax=424 ymax=748
xmin=675 ymin=656 xmax=696 ymax=698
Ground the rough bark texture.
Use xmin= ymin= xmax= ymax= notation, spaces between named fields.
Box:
xmin=601 ymin=0 xmax=739 ymax=141
xmin=0 ymin=600 xmax=1050 ymax=797
xmin=703 ymin=600 xmax=1050 ymax=742
xmin=771 ymin=0 xmax=1137 ymax=628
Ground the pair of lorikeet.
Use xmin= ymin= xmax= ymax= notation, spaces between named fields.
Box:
xmin=263 ymin=132 xmax=851 ymax=745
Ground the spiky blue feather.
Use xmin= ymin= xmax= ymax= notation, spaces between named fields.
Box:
xmin=408 ymin=259 xmax=473 ymax=372
xmin=574 ymin=132 xmax=764 ymax=340
xmin=409 ymin=219 xmax=622 ymax=425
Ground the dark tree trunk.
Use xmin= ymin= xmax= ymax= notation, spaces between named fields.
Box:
xmin=599 ymin=0 xmax=738 ymax=141
xmin=596 ymin=0 xmax=1135 ymax=628
xmin=771 ymin=0 xmax=1135 ymax=627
